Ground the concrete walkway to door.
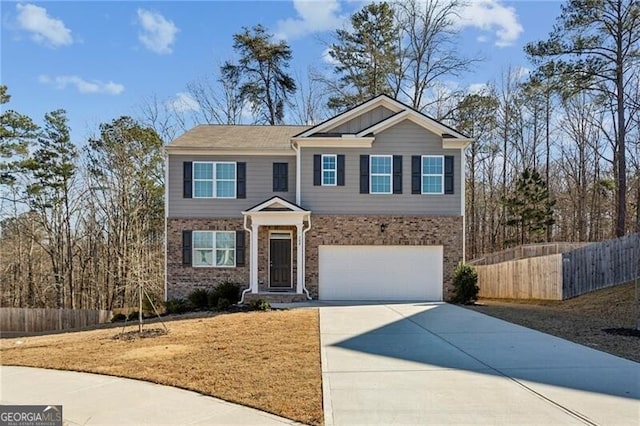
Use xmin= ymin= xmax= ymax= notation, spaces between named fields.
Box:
xmin=320 ymin=303 xmax=640 ymax=425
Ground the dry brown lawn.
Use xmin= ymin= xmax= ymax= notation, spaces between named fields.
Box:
xmin=0 ymin=309 xmax=323 ymax=425
xmin=467 ymin=282 xmax=640 ymax=363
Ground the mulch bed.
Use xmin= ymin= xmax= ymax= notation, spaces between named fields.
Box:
xmin=112 ymin=328 xmax=169 ymax=340
xmin=603 ymin=328 xmax=640 ymax=337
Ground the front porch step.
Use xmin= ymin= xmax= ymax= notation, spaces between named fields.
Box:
xmin=243 ymin=292 xmax=310 ymax=304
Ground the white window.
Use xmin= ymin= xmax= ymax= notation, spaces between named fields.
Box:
xmin=422 ymin=155 xmax=444 ymax=194
xmin=193 ymin=162 xmax=236 ymax=198
xmin=370 ymin=155 xmax=392 ymax=194
xmin=322 ymin=154 xmax=337 ymax=186
xmin=193 ymin=231 xmax=236 ymax=267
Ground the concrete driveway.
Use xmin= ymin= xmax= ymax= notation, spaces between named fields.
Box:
xmin=320 ymin=303 xmax=640 ymax=425
xmin=0 ymin=366 xmax=298 ymax=425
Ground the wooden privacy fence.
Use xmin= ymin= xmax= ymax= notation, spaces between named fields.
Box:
xmin=476 ymin=254 xmax=563 ymax=300
xmin=474 ymin=233 xmax=640 ymax=300
xmin=469 ymin=242 xmax=588 ymax=266
xmin=562 ymin=233 xmax=640 ymax=299
xmin=0 ymin=308 xmax=112 ymax=334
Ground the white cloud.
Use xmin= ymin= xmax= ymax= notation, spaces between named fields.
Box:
xmin=321 ymin=47 xmax=340 ymax=66
xmin=514 ymin=66 xmax=531 ymax=80
xmin=275 ymin=0 xmax=346 ymax=40
xmin=39 ymin=75 xmax=124 ymax=95
xmin=467 ymin=83 xmax=489 ymax=94
xmin=458 ymin=0 xmax=523 ymax=48
xmin=168 ymin=92 xmax=199 ymax=113
xmin=16 ymin=3 xmax=73 ymax=47
xmin=136 ymin=9 xmax=178 ymax=54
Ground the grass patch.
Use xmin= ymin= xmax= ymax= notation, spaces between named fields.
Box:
xmin=467 ymin=282 xmax=640 ymax=363
xmin=0 ymin=309 xmax=323 ymax=425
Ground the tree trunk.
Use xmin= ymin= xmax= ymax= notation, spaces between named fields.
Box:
xmin=615 ymin=14 xmax=626 ymax=237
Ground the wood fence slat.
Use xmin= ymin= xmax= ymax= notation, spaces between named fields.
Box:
xmin=477 ymin=254 xmax=564 ymax=300
xmin=562 ymin=233 xmax=639 ymax=299
xmin=0 ymin=308 xmax=113 ymax=333
xmin=476 ymin=233 xmax=639 ymax=300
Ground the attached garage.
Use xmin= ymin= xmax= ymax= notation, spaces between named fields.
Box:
xmin=318 ymin=245 xmax=443 ymax=301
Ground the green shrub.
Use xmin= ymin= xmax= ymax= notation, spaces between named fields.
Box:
xmin=249 ymin=299 xmax=271 ymax=311
xmin=165 ymin=298 xmax=192 ymax=314
xmin=111 ymin=313 xmax=127 ymax=322
xmin=452 ymin=263 xmax=479 ymax=304
xmin=207 ymin=290 xmax=220 ymax=309
xmin=188 ymin=288 xmax=210 ymax=309
xmin=217 ymin=297 xmax=231 ymax=311
xmin=127 ymin=311 xmax=140 ymax=321
xmin=214 ymin=282 xmax=241 ymax=305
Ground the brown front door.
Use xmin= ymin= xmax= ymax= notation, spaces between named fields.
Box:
xmin=270 ymin=238 xmax=292 ymax=288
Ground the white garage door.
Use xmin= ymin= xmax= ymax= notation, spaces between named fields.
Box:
xmin=318 ymin=245 xmax=443 ymax=301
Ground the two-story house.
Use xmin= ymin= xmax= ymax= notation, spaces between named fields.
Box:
xmin=165 ymin=95 xmax=471 ymax=303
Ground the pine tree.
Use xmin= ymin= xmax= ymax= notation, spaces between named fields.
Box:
xmin=24 ymin=109 xmax=78 ymax=308
xmin=502 ymin=168 xmax=556 ymax=245
xmin=327 ymin=2 xmax=399 ymax=110
xmin=0 ymin=85 xmax=38 ymax=185
xmin=222 ymin=25 xmax=296 ymax=125
xmin=525 ymin=0 xmax=640 ymax=237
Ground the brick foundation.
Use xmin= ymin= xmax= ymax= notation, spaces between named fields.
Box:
xmin=304 ymin=215 xmax=464 ymax=301
xmin=167 ymin=215 xmax=463 ymax=302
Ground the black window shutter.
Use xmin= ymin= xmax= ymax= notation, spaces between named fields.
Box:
xmin=236 ymin=162 xmax=246 ymax=198
xmin=313 ymin=155 xmax=321 ymax=186
xmin=273 ymin=163 xmax=288 ymax=192
xmin=337 ymin=155 xmax=345 ymax=186
xmin=235 ymin=230 xmax=246 ymax=267
xmin=281 ymin=163 xmax=288 ymax=192
xmin=411 ymin=156 xmax=421 ymax=194
xmin=182 ymin=230 xmax=192 ymax=266
xmin=272 ymin=163 xmax=279 ymax=192
xmin=183 ymin=162 xmax=192 ymax=198
xmin=359 ymin=155 xmax=369 ymax=194
xmin=444 ymin=156 xmax=454 ymax=194
xmin=393 ymin=155 xmax=402 ymax=194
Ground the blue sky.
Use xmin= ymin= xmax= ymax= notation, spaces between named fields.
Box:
xmin=1 ymin=0 xmax=563 ymax=143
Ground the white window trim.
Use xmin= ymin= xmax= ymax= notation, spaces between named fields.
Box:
xmin=321 ymin=154 xmax=337 ymax=186
xmin=192 ymin=230 xmax=236 ymax=268
xmin=421 ymin=155 xmax=444 ymax=195
xmin=370 ymin=155 xmax=392 ymax=195
xmin=192 ymin=161 xmax=237 ymax=199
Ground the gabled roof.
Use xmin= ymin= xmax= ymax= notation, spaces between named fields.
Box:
xmin=167 ymin=124 xmax=310 ymax=151
xmin=243 ymin=196 xmax=309 ymax=213
xmin=294 ymin=94 xmax=471 ymax=141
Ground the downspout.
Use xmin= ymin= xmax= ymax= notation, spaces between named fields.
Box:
xmin=239 ymin=214 xmax=252 ymax=304
xmin=292 ymin=141 xmax=301 ymax=205
xmin=301 ymin=214 xmax=312 ymax=300
xmin=461 ymin=146 xmax=466 ymax=263
xmin=163 ymin=151 xmax=169 ymax=301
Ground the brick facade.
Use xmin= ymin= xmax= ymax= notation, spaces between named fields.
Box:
xmin=166 ymin=218 xmax=249 ymax=300
xmin=304 ymin=215 xmax=464 ymax=301
xmin=166 ymin=215 xmax=463 ymax=302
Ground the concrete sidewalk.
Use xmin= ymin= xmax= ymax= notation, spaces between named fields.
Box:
xmin=320 ymin=302 xmax=640 ymax=425
xmin=0 ymin=366 xmax=298 ymax=425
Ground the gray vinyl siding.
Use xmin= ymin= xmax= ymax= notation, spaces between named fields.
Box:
xmin=327 ymin=106 xmax=395 ymax=134
xmin=168 ymin=155 xmax=296 ymax=218
xmin=300 ymin=120 xmax=462 ymax=215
